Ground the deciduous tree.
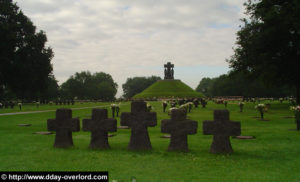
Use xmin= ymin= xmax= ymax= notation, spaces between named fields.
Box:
xmin=122 ymin=76 xmax=161 ymax=99
xmin=61 ymin=71 xmax=118 ymax=101
xmin=0 ymin=0 xmax=54 ymax=100
xmin=227 ymin=0 xmax=300 ymax=103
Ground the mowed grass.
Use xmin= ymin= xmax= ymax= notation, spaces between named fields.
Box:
xmin=0 ymin=101 xmax=299 ymax=182
xmin=0 ymin=102 xmax=113 ymax=114
xmin=133 ymin=80 xmax=204 ymax=99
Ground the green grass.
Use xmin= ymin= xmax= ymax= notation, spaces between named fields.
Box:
xmin=133 ymin=80 xmax=204 ymax=99
xmin=0 ymin=102 xmax=113 ymax=114
xmin=0 ymin=101 xmax=299 ymax=182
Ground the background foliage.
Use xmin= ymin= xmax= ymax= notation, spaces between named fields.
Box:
xmin=60 ymin=71 xmax=118 ymax=101
xmin=0 ymin=0 xmax=54 ymax=100
xmin=196 ymin=72 xmax=293 ymax=98
xmin=122 ymin=76 xmax=161 ymax=99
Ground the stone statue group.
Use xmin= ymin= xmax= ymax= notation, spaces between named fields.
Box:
xmin=47 ymin=101 xmax=241 ymax=154
xmin=164 ymin=62 xmax=174 ymax=80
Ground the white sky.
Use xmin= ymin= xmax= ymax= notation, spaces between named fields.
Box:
xmin=15 ymin=0 xmax=246 ymax=97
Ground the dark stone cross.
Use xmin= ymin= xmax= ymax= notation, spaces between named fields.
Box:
xmin=193 ymin=99 xmax=199 ymax=108
xmin=201 ymin=99 xmax=207 ymax=108
xmin=164 ymin=62 xmax=174 ymax=79
xmin=163 ymin=102 xmax=168 ymax=112
xmin=203 ymin=110 xmax=241 ymax=154
xmin=116 ymin=107 xmax=120 ymax=117
xmin=47 ymin=109 xmax=80 ymax=148
xmin=111 ymin=106 xmax=116 ymax=118
xmin=82 ymin=109 xmax=117 ymax=149
xmin=111 ymin=105 xmax=120 ymax=118
xmin=4 ymin=101 xmax=9 ymax=108
xmin=121 ymin=101 xmax=157 ymax=150
xmin=10 ymin=101 xmax=14 ymax=109
xmin=161 ymin=109 xmax=198 ymax=152
xmin=188 ymin=103 xmax=192 ymax=113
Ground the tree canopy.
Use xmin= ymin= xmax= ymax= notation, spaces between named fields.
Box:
xmin=0 ymin=0 xmax=54 ymax=100
xmin=39 ymin=75 xmax=59 ymax=101
xmin=122 ymin=76 xmax=161 ymax=99
xmin=60 ymin=71 xmax=118 ymax=101
xmin=227 ymin=0 xmax=300 ymax=103
xmin=196 ymin=77 xmax=216 ymax=97
xmin=196 ymin=73 xmax=293 ymax=98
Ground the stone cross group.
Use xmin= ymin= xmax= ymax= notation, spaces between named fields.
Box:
xmin=47 ymin=101 xmax=241 ymax=154
xmin=164 ymin=62 xmax=174 ymax=80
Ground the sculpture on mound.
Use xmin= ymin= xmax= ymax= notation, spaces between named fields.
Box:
xmin=164 ymin=62 xmax=174 ymax=80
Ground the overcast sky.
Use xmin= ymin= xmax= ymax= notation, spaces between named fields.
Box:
xmin=15 ymin=0 xmax=245 ymax=97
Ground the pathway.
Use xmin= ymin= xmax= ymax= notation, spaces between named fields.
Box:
xmin=0 ymin=104 xmax=128 ymax=116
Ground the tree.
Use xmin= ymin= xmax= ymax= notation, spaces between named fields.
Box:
xmin=60 ymin=72 xmax=91 ymax=99
xmin=40 ymin=75 xmax=59 ymax=101
xmin=60 ymin=71 xmax=118 ymax=101
xmin=0 ymin=0 xmax=54 ymax=100
xmin=196 ymin=77 xmax=216 ymax=97
xmin=227 ymin=0 xmax=300 ymax=104
xmin=122 ymin=76 xmax=161 ymax=99
xmin=196 ymin=73 xmax=293 ymax=97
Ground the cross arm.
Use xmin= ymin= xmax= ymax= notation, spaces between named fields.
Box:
xmin=47 ymin=119 xmax=57 ymax=131
xmin=69 ymin=118 xmax=80 ymax=132
xmin=183 ymin=119 xmax=198 ymax=134
xmin=146 ymin=112 xmax=157 ymax=127
xmin=226 ymin=121 xmax=241 ymax=136
xmin=103 ymin=118 xmax=117 ymax=132
xmin=202 ymin=120 xmax=214 ymax=135
xmin=121 ymin=112 xmax=131 ymax=126
xmin=161 ymin=119 xmax=172 ymax=133
xmin=82 ymin=118 xmax=93 ymax=131
xmin=47 ymin=118 xmax=80 ymax=132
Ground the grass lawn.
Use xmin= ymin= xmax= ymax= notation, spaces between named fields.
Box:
xmin=0 ymin=101 xmax=299 ymax=182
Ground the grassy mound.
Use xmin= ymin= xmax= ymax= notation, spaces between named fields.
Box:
xmin=133 ymin=79 xmax=204 ymax=99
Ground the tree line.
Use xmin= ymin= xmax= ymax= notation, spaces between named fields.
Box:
xmin=196 ymin=0 xmax=300 ymax=103
xmin=0 ymin=0 xmax=53 ymax=101
xmin=0 ymin=0 xmax=158 ymax=102
xmin=227 ymin=0 xmax=300 ymax=104
xmin=0 ymin=70 xmax=118 ymax=102
xmin=196 ymin=72 xmax=293 ymax=98
xmin=1 ymin=0 xmax=299 ymax=103
xmin=0 ymin=1 xmax=119 ymax=102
